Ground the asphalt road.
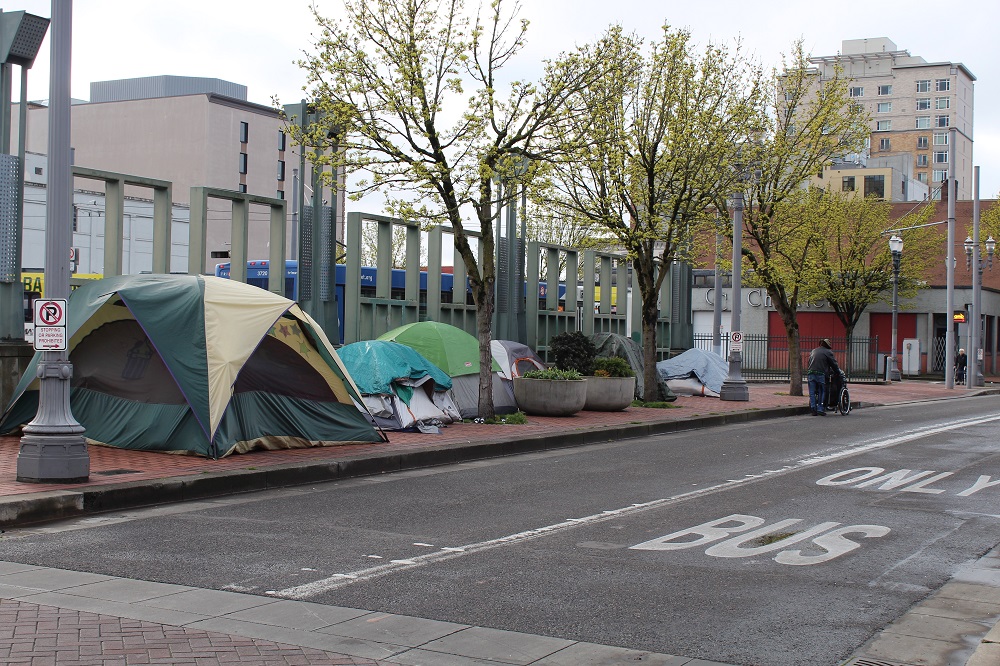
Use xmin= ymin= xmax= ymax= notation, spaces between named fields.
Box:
xmin=2 ymin=396 xmax=1000 ymax=665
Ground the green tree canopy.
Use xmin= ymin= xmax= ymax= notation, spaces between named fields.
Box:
xmin=817 ymin=194 xmax=938 ymax=342
xmin=540 ymin=25 xmax=761 ymax=400
xmin=739 ymin=41 xmax=870 ymax=395
xmin=288 ymin=0 xmax=607 ymax=417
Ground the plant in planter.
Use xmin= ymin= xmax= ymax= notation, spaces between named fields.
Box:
xmin=513 ymin=368 xmax=587 ymax=416
xmin=549 ymin=331 xmax=597 ymax=376
xmin=585 ymin=356 xmax=637 ymax=411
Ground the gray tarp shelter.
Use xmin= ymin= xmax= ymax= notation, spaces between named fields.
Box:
xmin=656 ymin=348 xmax=729 ymax=397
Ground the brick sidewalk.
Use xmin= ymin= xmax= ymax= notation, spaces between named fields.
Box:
xmin=0 ymin=598 xmax=386 ymax=666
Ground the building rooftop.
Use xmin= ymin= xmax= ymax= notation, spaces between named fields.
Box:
xmin=89 ymin=75 xmax=247 ymax=103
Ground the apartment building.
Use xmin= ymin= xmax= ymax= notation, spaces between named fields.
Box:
xmin=809 ymin=38 xmax=975 ymax=200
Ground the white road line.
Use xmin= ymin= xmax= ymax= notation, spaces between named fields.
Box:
xmin=272 ymin=414 xmax=1000 ymax=600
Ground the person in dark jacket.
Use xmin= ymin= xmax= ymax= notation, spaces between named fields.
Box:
xmin=806 ymin=338 xmax=840 ymax=416
xmin=956 ymin=348 xmax=968 ymax=384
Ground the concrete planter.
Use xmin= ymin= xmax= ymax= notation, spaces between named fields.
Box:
xmin=513 ymin=377 xmax=587 ymax=417
xmin=584 ymin=376 xmax=637 ymax=412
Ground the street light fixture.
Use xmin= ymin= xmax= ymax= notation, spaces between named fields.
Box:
xmin=888 ymin=235 xmax=903 ymax=382
xmin=719 ymin=189 xmax=750 ymax=401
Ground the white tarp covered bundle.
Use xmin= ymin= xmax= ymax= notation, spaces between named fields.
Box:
xmin=656 ymin=348 xmax=729 ymax=398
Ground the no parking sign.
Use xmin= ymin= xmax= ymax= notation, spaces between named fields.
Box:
xmin=730 ymin=331 xmax=743 ymax=352
xmin=32 ymin=298 xmax=68 ymax=351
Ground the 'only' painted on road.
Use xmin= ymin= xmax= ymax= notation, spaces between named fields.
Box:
xmin=816 ymin=468 xmax=1000 ymax=496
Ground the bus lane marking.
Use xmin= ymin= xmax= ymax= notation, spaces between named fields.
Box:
xmin=629 ymin=514 xmax=891 ymax=566
xmin=272 ymin=414 xmax=1000 ymax=600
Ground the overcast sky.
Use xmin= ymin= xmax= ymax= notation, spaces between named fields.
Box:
xmin=10 ymin=0 xmax=1000 ymax=198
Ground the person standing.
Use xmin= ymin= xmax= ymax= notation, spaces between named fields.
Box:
xmin=807 ymin=338 xmax=840 ymax=416
xmin=956 ymin=348 xmax=968 ymax=384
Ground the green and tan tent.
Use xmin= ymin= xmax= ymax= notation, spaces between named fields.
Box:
xmin=0 ymin=274 xmax=384 ymax=458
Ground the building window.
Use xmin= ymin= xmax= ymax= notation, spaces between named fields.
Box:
xmin=239 ymin=121 xmax=249 ymax=144
xmin=863 ymin=174 xmax=885 ymax=198
xmin=238 ymin=183 xmax=247 ymax=194
xmin=849 ymin=86 xmax=864 ymax=97
xmin=879 ymin=138 xmax=891 ymax=151
xmin=239 ymin=152 xmax=248 ymax=174
xmin=915 ymin=116 xmax=930 ymax=129
xmin=916 ymin=98 xmax=931 ymax=111
xmin=842 ymin=176 xmax=855 ymax=192
xmin=916 ymin=80 xmax=931 ymax=93
xmin=917 ymin=172 xmax=928 ymax=183
xmin=935 ymin=97 xmax=950 ymax=110
xmin=935 ymin=78 xmax=951 ymax=92
xmin=277 ymin=160 xmax=285 ymax=182
xmin=917 ymin=154 xmax=928 ymax=167
xmin=277 ymin=190 xmax=285 ymax=200
xmin=934 ymin=150 xmax=949 ymax=164
xmin=935 ymin=115 xmax=949 ymax=127
xmin=877 ymin=102 xmax=892 ymax=113
xmin=933 ymin=132 xmax=949 ymax=146
xmin=876 ymin=120 xmax=891 ymax=131
xmin=933 ymin=169 xmax=948 ymax=182
xmin=917 ymin=136 xmax=929 ymax=149
xmin=877 ymin=84 xmax=892 ymax=95
xmin=278 ymin=131 xmax=286 ymax=151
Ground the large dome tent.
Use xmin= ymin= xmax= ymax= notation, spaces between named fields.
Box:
xmin=1 ymin=275 xmax=384 ymax=458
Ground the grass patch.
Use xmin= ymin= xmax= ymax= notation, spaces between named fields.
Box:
xmin=484 ymin=411 xmax=529 ymax=425
xmin=632 ymin=400 xmax=681 ymax=409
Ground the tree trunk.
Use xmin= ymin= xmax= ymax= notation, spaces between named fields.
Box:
xmin=641 ymin=299 xmax=660 ymax=402
xmin=786 ymin=326 xmax=802 ymax=396
xmin=475 ymin=284 xmax=496 ymax=420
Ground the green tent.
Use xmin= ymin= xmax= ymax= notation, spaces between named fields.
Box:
xmin=378 ymin=322 xmax=513 ymax=418
xmin=1 ymin=275 xmax=383 ymax=458
xmin=378 ymin=322 xmax=500 ymax=376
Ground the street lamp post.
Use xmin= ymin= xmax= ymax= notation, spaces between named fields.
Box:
xmin=16 ymin=0 xmax=89 ymax=483
xmin=964 ymin=170 xmax=994 ymax=390
xmin=712 ymin=219 xmax=724 ymax=358
xmin=888 ymin=235 xmax=903 ymax=382
xmin=719 ymin=190 xmax=749 ymax=401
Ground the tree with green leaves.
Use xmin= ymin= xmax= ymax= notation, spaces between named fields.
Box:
xmin=540 ymin=25 xmax=761 ymax=401
xmin=288 ymin=0 xmax=605 ymax=418
xmin=816 ymin=193 xmax=938 ymax=351
xmin=739 ymin=42 xmax=869 ymax=396
xmin=980 ymin=197 xmax=1000 ymax=241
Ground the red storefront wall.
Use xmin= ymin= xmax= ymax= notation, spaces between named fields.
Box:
xmin=870 ymin=312 xmax=920 ymax=372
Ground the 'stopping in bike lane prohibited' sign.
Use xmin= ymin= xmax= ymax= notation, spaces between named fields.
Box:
xmin=730 ymin=331 xmax=743 ymax=352
xmin=33 ymin=299 xmax=68 ymax=351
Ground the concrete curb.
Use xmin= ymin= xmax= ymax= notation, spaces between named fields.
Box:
xmin=0 ymin=404 xmax=812 ymax=528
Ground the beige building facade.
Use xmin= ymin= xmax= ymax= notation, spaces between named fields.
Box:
xmin=10 ymin=76 xmax=339 ymax=268
xmin=810 ymin=38 xmax=975 ymax=200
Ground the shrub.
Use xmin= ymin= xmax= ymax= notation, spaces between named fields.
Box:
xmin=592 ymin=356 xmax=635 ymax=378
xmin=548 ymin=331 xmax=596 ymax=376
xmin=485 ymin=411 xmax=528 ymax=425
xmin=522 ymin=368 xmax=583 ymax=381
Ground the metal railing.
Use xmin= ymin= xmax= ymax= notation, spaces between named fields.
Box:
xmin=693 ymin=334 xmax=882 ymax=383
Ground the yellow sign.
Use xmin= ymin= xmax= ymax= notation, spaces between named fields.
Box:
xmin=953 ymin=311 xmax=967 ymax=323
xmin=22 ymin=272 xmax=103 ymax=296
